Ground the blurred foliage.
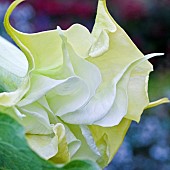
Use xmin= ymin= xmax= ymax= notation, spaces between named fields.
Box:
xmin=0 ymin=0 xmax=170 ymax=170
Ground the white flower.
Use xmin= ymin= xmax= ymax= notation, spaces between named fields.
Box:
xmin=2 ymin=0 xmax=168 ymax=167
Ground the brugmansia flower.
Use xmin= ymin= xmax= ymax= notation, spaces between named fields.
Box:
xmin=1 ymin=0 xmax=169 ymax=168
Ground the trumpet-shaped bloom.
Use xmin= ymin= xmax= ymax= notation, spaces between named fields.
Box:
xmin=1 ymin=0 xmax=169 ymax=168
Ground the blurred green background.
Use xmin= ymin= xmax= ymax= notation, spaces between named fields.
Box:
xmin=0 ymin=0 xmax=170 ymax=169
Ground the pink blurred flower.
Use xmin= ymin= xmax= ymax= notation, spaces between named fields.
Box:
xmin=29 ymin=0 xmax=94 ymax=18
xmin=111 ymin=0 xmax=147 ymax=20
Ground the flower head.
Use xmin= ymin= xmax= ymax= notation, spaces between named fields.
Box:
xmin=2 ymin=0 xmax=169 ymax=168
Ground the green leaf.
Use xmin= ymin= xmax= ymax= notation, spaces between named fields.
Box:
xmin=0 ymin=112 xmax=101 ymax=170
xmin=62 ymin=160 xmax=101 ymax=170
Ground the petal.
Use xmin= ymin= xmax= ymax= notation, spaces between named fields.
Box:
xmin=88 ymin=0 xmax=152 ymax=82
xmin=61 ymin=86 xmax=115 ymax=124
xmin=0 ymin=36 xmax=29 ymax=107
xmin=4 ymin=0 xmax=34 ymax=71
xmin=17 ymin=74 xmax=70 ymax=106
xmin=4 ymin=0 xmax=62 ymax=71
xmin=0 ymin=77 xmax=29 ymax=107
xmin=89 ymin=30 xmax=110 ymax=57
xmin=125 ymin=53 xmax=164 ymax=122
xmin=67 ymin=124 xmax=99 ymax=162
xmin=0 ymin=36 xmax=28 ymax=80
xmin=64 ymin=124 xmax=81 ymax=158
xmin=80 ymin=125 xmax=100 ymax=157
xmin=50 ymin=124 xmax=70 ymax=163
xmin=45 ymin=28 xmax=101 ymax=116
xmin=61 ymin=54 xmax=156 ymax=125
xmin=89 ymin=118 xmax=131 ymax=167
xmin=38 ymin=96 xmax=58 ymax=124
xmin=87 ymin=1 xmax=153 ymax=119
xmin=89 ymin=0 xmax=116 ymax=57
xmin=94 ymin=53 xmax=161 ymax=126
xmin=46 ymin=76 xmax=89 ymax=116
xmin=26 ymin=123 xmax=69 ymax=163
xmin=91 ymin=0 xmax=117 ymax=36
xmin=58 ymin=28 xmax=102 ymax=101
xmin=64 ymin=24 xmax=93 ymax=58
xmin=26 ymin=134 xmax=59 ymax=160
xmin=4 ymin=0 xmax=93 ymax=71
xmin=88 ymin=0 xmax=165 ymax=124
xmin=61 ymin=0 xmax=154 ymax=125
xmin=94 ymin=134 xmax=109 ymax=167
xmin=18 ymin=74 xmax=89 ymax=117
xmin=18 ymin=102 xmax=53 ymax=134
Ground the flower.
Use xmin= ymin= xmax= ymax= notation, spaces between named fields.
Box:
xmin=2 ymin=0 xmax=169 ymax=168
xmin=0 ymin=36 xmax=29 ymax=114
